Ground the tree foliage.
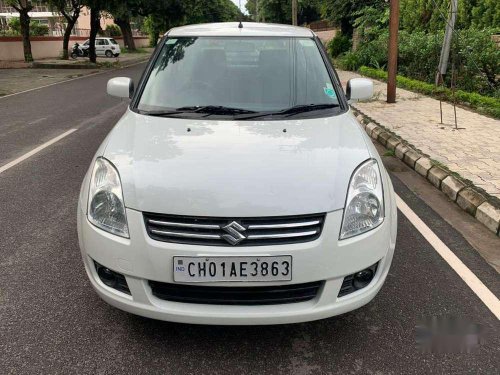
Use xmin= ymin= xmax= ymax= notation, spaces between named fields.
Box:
xmin=400 ymin=0 xmax=500 ymax=32
xmin=245 ymin=0 xmax=322 ymax=25
xmin=134 ymin=0 xmax=243 ymax=46
xmin=320 ymin=0 xmax=385 ymax=35
xmin=47 ymin=0 xmax=84 ymax=59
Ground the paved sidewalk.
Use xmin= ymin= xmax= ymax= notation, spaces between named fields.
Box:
xmin=0 ymin=51 xmax=151 ymax=96
xmin=338 ymin=70 xmax=500 ymax=198
xmin=31 ymin=49 xmax=152 ymax=69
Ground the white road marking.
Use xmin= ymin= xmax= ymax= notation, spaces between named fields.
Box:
xmin=28 ymin=117 xmax=47 ymax=125
xmin=396 ymin=194 xmax=500 ymax=320
xmin=0 ymin=60 xmax=148 ymax=100
xmin=0 ymin=129 xmax=77 ymax=175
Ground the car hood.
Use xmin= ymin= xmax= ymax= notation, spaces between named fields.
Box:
xmin=103 ymin=110 xmax=370 ymax=217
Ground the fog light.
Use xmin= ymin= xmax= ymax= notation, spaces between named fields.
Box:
xmin=97 ymin=266 xmax=116 ymax=287
xmin=353 ymin=269 xmax=374 ymax=289
xmin=338 ymin=262 xmax=378 ymax=297
xmin=93 ymin=261 xmax=131 ymax=295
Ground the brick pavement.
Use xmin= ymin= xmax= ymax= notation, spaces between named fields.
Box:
xmin=337 ymin=70 xmax=500 ymax=198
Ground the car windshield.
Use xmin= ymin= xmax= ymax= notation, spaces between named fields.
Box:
xmin=109 ymin=38 xmax=118 ymax=45
xmin=137 ymin=37 xmax=341 ymax=117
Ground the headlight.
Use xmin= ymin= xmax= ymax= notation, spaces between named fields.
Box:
xmin=87 ymin=157 xmax=129 ymax=238
xmin=340 ymin=159 xmax=384 ymax=239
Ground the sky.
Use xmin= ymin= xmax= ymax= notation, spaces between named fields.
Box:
xmin=230 ymin=0 xmax=248 ymax=14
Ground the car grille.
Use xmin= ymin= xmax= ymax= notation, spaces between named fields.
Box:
xmin=143 ymin=213 xmax=325 ymax=246
xmin=149 ymin=281 xmax=323 ymax=305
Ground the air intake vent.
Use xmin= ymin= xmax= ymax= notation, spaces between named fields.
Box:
xmin=149 ymin=281 xmax=323 ymax=305
xmin=143 ymin=213 xmax=325 ymax=246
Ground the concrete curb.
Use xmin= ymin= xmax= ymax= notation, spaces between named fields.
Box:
xmin=31 ymin=55 xmax=150 ymax=70
xmin=352 ymin=108 xmax=500 ymax=237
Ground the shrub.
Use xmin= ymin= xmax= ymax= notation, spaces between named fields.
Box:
xmin=398 ymin=30 xmax=441 ymax=82
xmin=7 ymin=18 xmax=48 ymax=36
xmin=337 ymin=51 xmax=361 ymax=71
xmin=453 ymin=28 xmax=499 ymax=96
xmin=354 ymin=31 xmax=389 ymax=69
xmin=359 ymin=66 xmax=500 ymax=118
xmin=344 ymin=28 xmax=499 ymax=98
xmin=30 ymin=21 xmax=49 ymax=36
xmin=105 ymin=24 xmax=121 ymax=37
xmin=327 ymin=34 xmax=351 ymax=58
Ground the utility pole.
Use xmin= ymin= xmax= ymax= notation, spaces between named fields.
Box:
xmin=292 ymin=0 xmax=298 ymax=26
xmin=387 ymin=0 xmax=400 ymax=103
xmin=435 ymin=0 xmax=458 ymax=85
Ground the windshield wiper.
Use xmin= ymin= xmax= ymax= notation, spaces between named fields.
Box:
xmin=176 ymin=105 xmax=257 ymax=115
xmin=278 ymin=103 xmax=339 ymax=116
xmin=138 ymin=109 xmax=184 ymax=117
xmin=236 ymin=103 xmax=339 ymax=120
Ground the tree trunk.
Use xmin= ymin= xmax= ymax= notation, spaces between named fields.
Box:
xmin=115 ymin=17 xmax=136 ymax=51
xmin=62 ymin=19 xmax=76 ymax=60
xmin=89 ymin=7 xmax=100 ymax=63
xmin=19 ymin=9 xmax=33 ymax=62
xmin=151 ymin=30 xmax=160 ymax=47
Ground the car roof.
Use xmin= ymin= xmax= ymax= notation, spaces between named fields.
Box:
xmin=167 ymin=22 xmax=315 ymax=38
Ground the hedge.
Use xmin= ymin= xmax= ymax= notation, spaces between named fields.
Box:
xmin=359 ymin=66 xmax=500 ymax=119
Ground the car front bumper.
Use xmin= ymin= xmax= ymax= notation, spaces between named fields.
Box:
xmin=78 ymin=196 xmax=397 ymax=325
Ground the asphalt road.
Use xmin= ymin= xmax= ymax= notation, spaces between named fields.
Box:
xmin=0 ymin=63 xmax=499 ymax=374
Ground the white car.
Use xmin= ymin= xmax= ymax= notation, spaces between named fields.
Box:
xmin=77 ymin=22 xmax=397 ymax=325
xmin=82 ymin=37 xmax=121 ymax=57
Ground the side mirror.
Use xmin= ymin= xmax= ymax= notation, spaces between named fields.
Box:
xmin=107 ymin=77 xmax=134 ymax=99
xmin=346 ymin=78 xmax=373 ymax=102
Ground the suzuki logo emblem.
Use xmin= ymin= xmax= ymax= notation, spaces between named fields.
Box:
xmin=222 ymin=221 xmax=246 ymax=245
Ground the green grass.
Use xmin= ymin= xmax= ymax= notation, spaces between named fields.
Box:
xmin=358 ymin=66 xmax=500 ymax=119
xmin=383 ymin=150 xmax=396 ymax=157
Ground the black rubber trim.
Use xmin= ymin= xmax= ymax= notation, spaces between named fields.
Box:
xmin=149 ymin=281 xmax=323 ymax=305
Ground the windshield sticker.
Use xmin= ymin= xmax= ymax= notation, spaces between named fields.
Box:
xmin=323 ymin=83 xmax=336 ymax=99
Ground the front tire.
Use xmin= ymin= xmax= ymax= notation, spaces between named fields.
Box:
xmin=70 ymin=52 xmax=78 ymax=59
xmin=105 ymin=50 xmax=113 ymax=58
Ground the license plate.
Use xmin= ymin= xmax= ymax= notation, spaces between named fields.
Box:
xmin=173 ymin=256 xmax=292 ymax=282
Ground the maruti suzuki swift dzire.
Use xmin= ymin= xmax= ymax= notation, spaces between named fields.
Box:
xmin=77 ymin=22 xmax=397 ymax=325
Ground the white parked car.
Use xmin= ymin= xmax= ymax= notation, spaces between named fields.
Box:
xmin=77 ymin=22 xmax=397 ymax=325
xmin=81 ymin=37 xmax=121 ymax=57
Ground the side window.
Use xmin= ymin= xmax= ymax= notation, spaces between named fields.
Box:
xmin=96 ymin=39 xmax=104 ymax=46
xmin=103 ymin=39 xmax=109 ymax=45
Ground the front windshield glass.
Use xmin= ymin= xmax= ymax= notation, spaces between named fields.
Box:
xmin=137 ymin=37 xmax=340 ymax=115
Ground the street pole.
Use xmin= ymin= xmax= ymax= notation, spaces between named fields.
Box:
xmin=292 ymin=0 xmax=298 ymax=26
xmin=387 ymin=0 xmax=400 ymax=103
xmin=435 ymin=0 xmax=458 ymax=85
